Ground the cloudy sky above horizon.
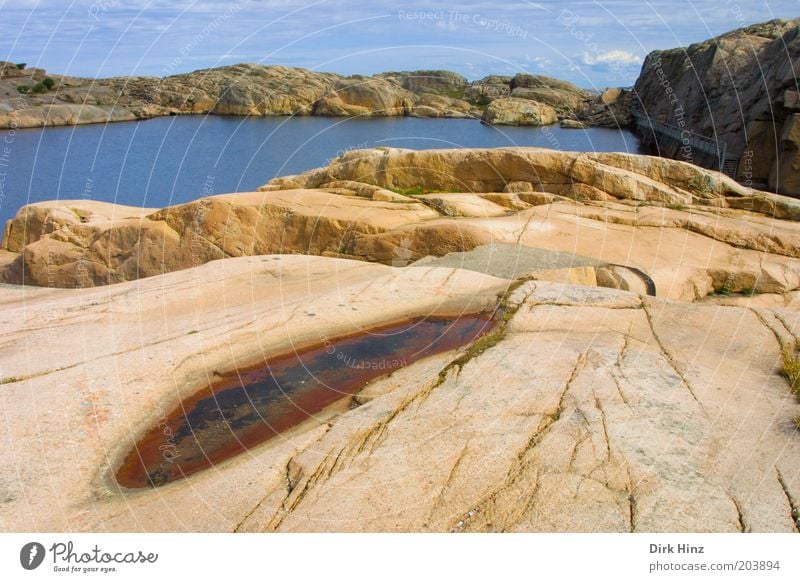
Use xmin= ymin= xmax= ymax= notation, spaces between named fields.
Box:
xmin=0 ymin=0 xmax=797 ymax=89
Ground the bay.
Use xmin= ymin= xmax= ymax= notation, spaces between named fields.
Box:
xmin=0 ymin=115 xmax=642 ymax=225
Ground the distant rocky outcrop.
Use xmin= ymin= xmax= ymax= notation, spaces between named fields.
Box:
xmin=313 ymin=76 xmax=413 ymax=117
xmin=575 ymin=87 xmax=632 ymax=128
xmin=0 ymin=62 xmax=617 ymax=129
xmin=632 ymin=18 xmax=800 ymax=195
xmin=377 ymin=70 xmax=468 ymax=95
xmin=509 ymin=73 xmax=591 ymax=115
xmin=482 ymin=97 xmax=559 ymax=126
xmin=464 ymin=75 xmax=512 ymax=104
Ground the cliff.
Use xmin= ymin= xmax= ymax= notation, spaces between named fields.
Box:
xmin=633 ymin=18 xmax=800 ymax=195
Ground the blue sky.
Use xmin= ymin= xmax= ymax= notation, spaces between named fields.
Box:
xmin=0 ymin=0 xmax=797 ymax=89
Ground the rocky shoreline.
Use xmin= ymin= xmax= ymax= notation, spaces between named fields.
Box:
xmin=1 ymin=144 xmax=799 ymax=532
xmin=0 ymin=62 xmax=625 ymax=130
xmin=632 ymin=18 xmax=800 ymax=197
xmin=2 ymin=17 xmax=800 ymax=534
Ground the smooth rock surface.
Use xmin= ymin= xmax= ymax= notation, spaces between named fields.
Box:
xmin=1 ymin=256 xmax=798 ymax=532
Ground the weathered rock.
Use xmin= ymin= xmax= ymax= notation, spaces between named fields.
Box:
xmin=577 ymin=88 xmax=632 ymax=128
xmin=560 ymin=118 xmax=586 ymax=129
xmin=464 ymin=75 xmax=512 ymax=104
xmin=378 ymin=70 xmax=468 ymax=96
xmin=0 ymin=192 xmax=437 ymax=287
xmin=771 ymin=113 xmax=800 ymax=194
xmin=1 ymin=256 xmax=798 ymax=532
xmin=261 ymin=147 xmax=752 ymax=204
xmin=6 ymin=148 xmax=800 ymax=302
xmin=0 ymin=61 xmax=29 ymax=78
xmin=0 ymin=63 xmax=620 ymax=129
xmin=482 ymin=98 xmax=558 ymax=126
xmin=509 ymin=73 xmax=592 ymax=114
xmin=313 ymin=76 xmax=413 ymax=117
xmin=410 ymin=93 xmax=475 ymax=118
xmin=633 ymin=18 xmax=800 ymax=194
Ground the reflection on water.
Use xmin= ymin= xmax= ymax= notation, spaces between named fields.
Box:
xmin=115 ymin=315 xmax=496 ymax=488
xmin=0 ymin=115 xmax=642 ymax=225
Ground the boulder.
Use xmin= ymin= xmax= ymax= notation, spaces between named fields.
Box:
xmin=313 ymin=77 xmax=413 ymax=117
xmin=410 ymin=93 xmax=474 ymax=118
xmin=560 ymin=119 xmax=586 ymax=129
xmin=482 ymin=97 xmax=558 ymax=126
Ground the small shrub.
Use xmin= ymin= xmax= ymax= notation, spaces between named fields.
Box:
xmin=444 ymin=87 xmax=466 ymax=100
xmin=780 ymin=346 xmax=800 ymax=395
xmin=41 ymin=77 xmax=55 ymax=90
xmin=667 ymin=203 xmax=689 ymax=211
xmin=30 ymin=82 xmax=48 ymax=94
xmin=15 ymin=63 xmax=26 ymax=70
xmin=16 ymin=85 xmax=30 ymax=94
xmin=388 ymin=186 xmax=438 ymax=196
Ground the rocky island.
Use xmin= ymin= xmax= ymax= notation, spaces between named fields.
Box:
xmin=0 ymin=62 xmax=616 ymax=129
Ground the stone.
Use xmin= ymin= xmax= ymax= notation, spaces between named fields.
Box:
xmin=313 ymin=76 xmax=413 ymax=117
xmin=481 ymin=98 xmax=558 ymax=126
xmin=770 ymin=113 xmax=800 ymax=195
xmin=560 ymin=119 xmax=586 ymax=129
xmin=5 ymin=148 xmax=800 ymax=306
xmin=633 ymin=18 xmax=800 ymax=194
xmin=377 ymin=70 xmax=468 ymax=95
xmin=1 ymin=258 xmax=798 ymax=532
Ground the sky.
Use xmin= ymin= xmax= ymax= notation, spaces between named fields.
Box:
xmin=0 ymin=0 xmax=797 ymax=89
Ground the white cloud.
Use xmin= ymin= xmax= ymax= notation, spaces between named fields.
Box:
xmin=525 ymin=55 xmax=552 ymax=69
xmin=581 ymin=49 xmax=642 ymax=66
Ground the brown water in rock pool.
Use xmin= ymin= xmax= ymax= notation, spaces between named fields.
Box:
xmin=116 ymin=314 xmax=496 ymax=488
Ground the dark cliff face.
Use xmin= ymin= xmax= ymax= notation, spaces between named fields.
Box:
xmin=632 ymin=18 xmax=800 ymax=195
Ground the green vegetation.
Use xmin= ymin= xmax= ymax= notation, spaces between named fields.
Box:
xmin=444 ymin=87 xmax=466 ymax=100
xmin=18 ymin=77 xmax=55 ymax=94
xmin=15 ymin=63 xmax=26 ymax=70
xmin=779 ymin=346 xmax=800 ymax=430
xmin=667 ymin=203 xmax=689 ymax=211
xmin=437 ymin=277 xmax=531 ymax=383
xmin=387 ymin=186 xmax=440 ymax=196
xmin=781 ymin=346 xmax=800 ymax=395
xmin=467 ymin=94 xmax=492 ymax=111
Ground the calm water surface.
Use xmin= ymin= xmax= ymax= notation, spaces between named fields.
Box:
xmin=0 ymin=115 xmax=642 ymax=225
xmin=116 ymin=314 xmax=495 ymax=488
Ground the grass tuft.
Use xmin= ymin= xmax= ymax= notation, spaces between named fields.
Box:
xmin=387 ymin=186 xmax=438 ymax=196
xmin=781 ymin=346 xmax=800 ymax=395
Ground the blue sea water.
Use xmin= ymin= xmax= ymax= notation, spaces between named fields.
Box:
xmin=0 ymin=115 xmax=642 ymax=225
